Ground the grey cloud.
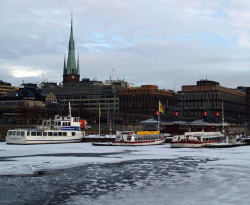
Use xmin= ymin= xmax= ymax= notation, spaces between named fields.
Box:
xmin=1 ymin=0 xmax=250 ymax=90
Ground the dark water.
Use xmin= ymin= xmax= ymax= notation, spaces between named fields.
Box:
xmin=0 ymin=156 xmax=211 ymax=205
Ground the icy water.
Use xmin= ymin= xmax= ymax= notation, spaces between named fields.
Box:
xmin=1 ymin=143 xmax=250 ymax=205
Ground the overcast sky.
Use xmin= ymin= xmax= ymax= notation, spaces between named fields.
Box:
xmin=1 ymin=0 xmax=250 ymax=91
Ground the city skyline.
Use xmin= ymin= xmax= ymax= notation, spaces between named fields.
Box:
xmin=1 ymin=0 xmax=250 ymax=90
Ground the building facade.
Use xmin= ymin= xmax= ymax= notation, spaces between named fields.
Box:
xmin=0 ymin=80 xmax=19 ymax=95
xmin=119 ymin=85 xmax=177 ymax=117
xmin=177 ymin=80 xmax=246 ymax=122
xmin=246 ymin=87 xmax=250 ymax=119
xmin=41 ymin=79 xmax=128 ymax=117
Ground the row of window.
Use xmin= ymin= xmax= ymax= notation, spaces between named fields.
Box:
xmin=178 ymin=101 xmax=219 ymax=109
xmin=8 ymin=130 xmax=76 ymax=137
xmin=43 ymin=121 xmax=71 ymax=126
xmin=0 ymin=102 xmax=25 ymax=106
xmin=202 ymin=137 xmax=221 ymax=142
xmin=62 ymin=95 xmax=115 ymax=100
xmin=178 ymin=92 xmax=218 ymax=100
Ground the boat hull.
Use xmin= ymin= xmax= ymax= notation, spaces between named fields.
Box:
xmin=170 ymin=142 xmax=202 ymax=148
xmin=112 ymin=139 xmax=165 ymax=146
xmin=6 ymin=133 xmax=84 ymax=145
xmin=170 ymin=141 xmax=221 ymax=148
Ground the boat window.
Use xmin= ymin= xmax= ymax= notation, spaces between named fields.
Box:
xmin=58 ymin=132 xmax=62 ymax=136
xmin=134 ymin=137 xmax=138 ymax=141
xmin=54 ymin=132 xmax=58 ymax=136
xmin=37 ymin=132 xmax=42 ymax=136
xmin=17 ymin=131 xmax=20 ymax=136
xmin=68 ymin=122 xmax=71 ymax=126
xmin=48 ymin=132 xmax=53 ymax=136
xmin=27 ymin=132 xmax=30 ymax=136
xmin=43 ymin=132 xmax=47 ymax=136
xmin=72 ymin=132 xmax=75 ymax=136
xmin=51 ymin=121 xmax=54 ymax=125
xmin=31 ymin=132 xmax=36 ymax=136
xmin=21 ymin=131 xmax=25 ymax=136
xmin=127 ymin=136 xmax=132 ymax=141
xmin=58 ymin=122 xmax=61 ymax=126
xmin=63 ymin=132 xmax=67 ymax=136
xmin=8 ymin=131 xmax=12 ymax=135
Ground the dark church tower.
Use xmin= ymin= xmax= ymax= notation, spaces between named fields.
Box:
xmin=63 ymin=15 xmax=80 ymax=83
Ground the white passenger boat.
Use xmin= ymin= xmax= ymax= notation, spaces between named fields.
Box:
xmin=112 ymin=131 xmax=165 ymax=146
xmin=6 ymin=104 xmax=85 ymax=144
xmin=170 ymin=131 xmax=224 ymax=148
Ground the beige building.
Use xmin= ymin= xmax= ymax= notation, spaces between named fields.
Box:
xmin=0 ymin=80 xmax=19 ymax=95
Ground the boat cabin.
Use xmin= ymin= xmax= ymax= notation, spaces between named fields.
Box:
xmin=41 ymin=115 xmax=81 ymax=131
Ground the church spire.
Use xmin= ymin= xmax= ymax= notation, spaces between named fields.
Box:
xmin=63 ymin=54 xmax=67 ymax=75
xmin=77 ymin=52 xmax=80 ymax=75
xmin=63 ymin=13 xmax=80 ymax=83
xmin=66 ymin=12 xmax=76 ymax=75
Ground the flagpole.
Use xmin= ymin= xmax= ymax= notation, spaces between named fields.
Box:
xmin=222 ymin=99 xmax=224 ymax=132
xmin=158 ymin=101 xmax=160 ymax=132
xmin=99 ymin=103 xmax=101 ymax=137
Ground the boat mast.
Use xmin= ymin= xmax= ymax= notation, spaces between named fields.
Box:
xmin=99 ymin=102 xmax=101 ymax=137
xmin=158 ymin=104 xmax=160 ymax=132
xmin=69 ymin=102 xmax=72 ymax=117
xmin=222 ymin=99 xmax=224 ymax=131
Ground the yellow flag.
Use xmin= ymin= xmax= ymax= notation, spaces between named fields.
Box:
xmin=159 ymin=100 xmax=164 ymax=113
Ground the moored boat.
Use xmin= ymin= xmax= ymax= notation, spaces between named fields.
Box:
xmin=112 ymin=130 xmax=165 ymax=146
xmin=170 ymin=131 xmax=224 ymax=148
xmin=6 ymin=104 xmax=85 ymax=144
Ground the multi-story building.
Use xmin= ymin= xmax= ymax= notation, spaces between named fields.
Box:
xmin=177 ymin=79 xmax=246 ymax=122
xmin=0 ymin=80 xmax=19 ymax=95
xmin=0 ymin=85 xmax=56 ymax=110
xmin=41 ymin=79 xmax=128 ymax=115
xmin=119 ymin=85 xmax=177 ymax=117
xmin=0 ymin=85 xmax=57 ymax=125
xmin=246 ymin=87 xmax=250 ymax=119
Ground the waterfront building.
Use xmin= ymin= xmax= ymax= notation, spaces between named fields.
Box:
xmin=0 ymin=85 xmax=57 ymax=124
xmin=119 ymin=85 xmax=177 ymax=118
xmin=41 ymin=79 xmax=128 ymax=119
xmin=0 ymin=80 xmax=19 ymax=95
xmin=246 ymin=87 xmax=250 ymax=119
xmin=177 ymin=79 xmax=246 ymax=122
xmin=0 ymin=85 xmax=56 ymax=109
